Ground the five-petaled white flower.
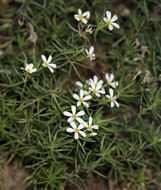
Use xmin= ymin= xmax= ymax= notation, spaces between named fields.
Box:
xmin=105 ymin=73 xmax=118 ymax=88
xmin=66 ymin=122 xmax=86 ymax=140
xmin=63 ymin=105 xmax=85 ymax=123
xmin=89 ymin=75 xmax=103 ymax=87
xmin=74 ymin=9 xmax=90 ymax=24
xmin=83 ymin=116 xmax=99 ymax=131
xmin=24 ymin=63 xmax=37 ymax=74
xmin=85 ymin=46 xmax=95 ymax=61
xmin=86 ymin=25 xmax=93 ymax=34
xmin=103 ymin=11 xmax=120 ymax=31
xmin=41 ymin=55 xmax=56 ymax=73
xmin=73 ymin=89 xmax=92 ymax=108
xmin=89 ymin=80 xmax=105 ymax=97
xmin=105 ymin=88 xmax=119 ymax=107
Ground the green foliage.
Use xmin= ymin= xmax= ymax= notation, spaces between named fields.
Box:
xmin=0 ymin=0 xmax=161 ymax=189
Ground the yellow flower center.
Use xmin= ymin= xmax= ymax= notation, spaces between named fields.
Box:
xmin=75 ymin=128 xmax=79 ymax=133
xmin=88 ymin=125 xmax=92 ymax=130
xmin=79 ymin=98 xmax=83 ymax=103
xmin=107 ymin=20 xmax=112 ymax=25
xmin=93 ymin=89 xmax=97 ymax=93
xmin=109 ymin=97 xmax=114 ymax=102
xmin=44 ymin=62 xmax=49 ymax=67
xmin=107 ymin=80 xmax=111 ymax=85
xmin=26 ymin=69 xmax=31 ymax=73
xmin=87 ymin=53 xmax=92 ymax=58
xmin=72 ymin=114 xmax=77 ymax=119
xmin=78 ymin=14 xmax=83 ymax=19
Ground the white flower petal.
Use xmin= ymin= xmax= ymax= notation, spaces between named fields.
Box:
xmin=105 ymin=73 xmax=110 ymax=81
xmin=83 ymin=11 xmax=89 ymax=17
xmin=30 ymin=68 xmax=37 ymax=73
xmin=63 ymin=111 xmax=72 ymax=117
xmin=76 ymin=117 xmax=84 ymax=124
xmin=78 ymin=124 xmax=84 ymax=130
xmin=71 ymin=105 xmax=76 ymax=114
xmin=47 ymin=55 xmax=52 ymax=63
xmin=28 ymin=63 xmax=33 ymax=69
xmin=92 ymin=125 xmax=99 ymax=130
xmin=79 ymin=131 xmax=86 ymax=137
xmin=109 ymin=88 xmax=114 ymax=97
xmin=110 ymin=74 xmax=114 ymax=82
xmin=48 ymin=66 xmax=54 ymax=73
xmin=76 ymin=110 xmax=85 ymax=116
xmin=74 ymin=14 xmax=80 ymax=21
xmin=67 ymin=117 xmax=74 ymax=123
xmin=78 ymin=9 xmax=82 ymax=15
xmin=89 ymin=46 xmax=94 ymax=54
xmin=74 ymin=132 xmax=79 ymax=140
xmin=111 ymin=101 xmax=114 ymax=107
xmin=110 ymin=82 xmax=116 ymax=88
xmin=114 ymin=100 xmax=119 ymax=107
xmin=41 ymin=55 xmax=46 ymax=62
xmin=66 ymin=128 xmax=74 ymax=133
xmin=83 ymin=95 xmax=92 ymax=101
xmin=77 ymin=101 xmax=81 ymax=107
xmin=82 ymin=102 xmax=89 ymax=107
xmin=73 ymin=94 xmax=79 ymax=100
xmin=76 ymin=81 xmax=83 ymax=87
xmin=112 ymin=22 xmax=120 ymax=29
xmin=105 ymin=95 xmax=110 ymax=99
xmin=70 ymin=122 xmax=77 ymax=129
xmin=98 ymin=89 xmax=105 ymax=94
xmin=108 ymin=24 xmax=113 ymax=31
xmin=83 ymin=122 xmax=88 ymax=127
xmin=49 ymin=63 xmax=56 ymax=68
xmin=85 ymin=49 xmax=89 ymax=54
xmin=103 ymin=17 xmax=108 ymax=23
xmin=80 ymin=89 xmax=84 ymax=98
xmin=82 ymin=18 xmax=87 ymax=24
xmin=89 ymin=116 xmax=92 ymax=126
xmin=95 ymin=93 xmax=101 ymax=97
xmin=106 ymin=11 xmax=111 ymax=20
xmin=111 ymin=15 xmax=118 ymax=22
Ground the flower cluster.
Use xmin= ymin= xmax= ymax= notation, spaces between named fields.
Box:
xmin=22 ymin=10 xmax=120 ymax=73
xmin=63 ymin=73 xmax=119 ymax=140
xmin=74 ymin=10 xmax=120 ymax=62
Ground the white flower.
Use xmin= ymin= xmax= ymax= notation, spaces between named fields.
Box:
xmin=41 ymin=55 xmax=56 ymax=73
xmin=23 ymin=63 xmax=37 ymax=74
xmin=74 ymin=9 xmax=90 ymax=24
xmin=89 ymin=75 xmax=103 ymax=87
xmin=85 ymin=46 xmax=95 ymax=61
xmin=103 ymin=11 xmax=120 ymax=31
xmin=105 ymin=73 xmax=118 ymax=88
xmin=105 ymin=88 xmax=119 ymax=107
xmin=83 ymin=116 xmax=99 ymax=131
xmin=66 ymin=122 xmax=86 ymax=140
xmin=89 ymin=80 xmax=105 ymax=97
xmin=63 ymin=105 xmax=85 ymax=123
xmin=86 ymin=25 xmax=93 ymax=34
xmin=73 ymin=89 xmax=92 ymax=108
